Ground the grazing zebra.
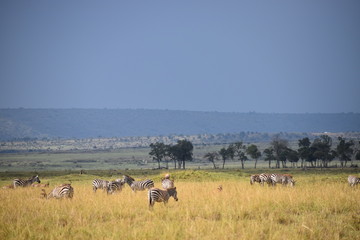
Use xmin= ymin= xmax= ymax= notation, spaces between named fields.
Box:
xmin=123 ymin=175 xmax=154 ymax=192
xmin=270 ymin=174 xmax=295 ymax=187
xmin=106 ymin=179 xmax=125 ymax=194
xmin=282 ymin=175 xmax=295 ymax=187
xmin=41 ymin=184 xmax=74 ymax=199
xmin=259 ymin=173 xmax=272 ymax=186
xmin=13 ymin=175 xmax=41 ymax=188
xmin=250 ymin=174 xmax=261 ymax=185
xmin=92 ymin=179 xmax=109 ymax=192
xmin=348 ymin=175 xmax=360 ymax=187
xmin=161 ymin=178 xmax=175 ymax=189
xmin=148 ymin=187 xmax=178 ymax=208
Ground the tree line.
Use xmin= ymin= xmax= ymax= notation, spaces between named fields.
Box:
xmin=149 ymin=135 xmax=360 ymax=169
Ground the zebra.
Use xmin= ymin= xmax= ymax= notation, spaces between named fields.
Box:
xmin=348 ymin=175 xmax=360 ymax=187
xmin=41 ymin=184 xmax=74 ymax=199
xmin=270 ymin=174 xmax=295 ymax=187
xmin=148 ymin=187 xmax=178 ymax=208
xmin=282 ymin=175 xmax=295 ymax=187
xmin=106 ymin=179 xmax=125 ymax=194
xmin=13 ymin=175 xmax=41 ymax=188
xmin=250 ymin=174 xmax=261 ymax=185
xmin=259 ymin=173 xmax=272 ymax=186
xmin=123 ymin=175 xmax=154 ymax=192
xmin=92 ymin=179 xmax=109 ymax=192
xmin=161 ymin=178 xmax=174 ymax=189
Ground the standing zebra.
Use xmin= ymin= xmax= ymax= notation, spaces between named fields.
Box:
xmin=92 ymin=179 xmax=109 ymax=192
xmin=41 ymin=184 xmax=74 ymax=199
xmin=161 ymin=178 xmax=175 ymax=189
xmin=106 ymin=179 xmax=125 ymax=194
xmin=270 ymin=174 xmax=295 ymax=187
xmin=259 ymin=173 xmax=272 ymax=186
xmin=250 ymin=174 xmax=261 ymax=185
xmin=348 ymin=175 xmax=360 ymax=187
xmin=13 ymin=175 xmax=41 ymax=188
xmin=148 ymin=187 xmax=178 ymax=208
xmin=123 ymin=175 xmax=154 ymax=192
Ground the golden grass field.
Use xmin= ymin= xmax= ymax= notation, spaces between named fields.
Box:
xmin=0 ymin=171 xmax=359 ymax=240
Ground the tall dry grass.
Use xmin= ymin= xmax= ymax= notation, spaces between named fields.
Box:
xmin=0 ymin=176 xmax=359 ymax=240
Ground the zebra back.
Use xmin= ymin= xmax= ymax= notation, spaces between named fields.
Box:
xmin=43 ymin=184 xmax=74 ymax=199
xmin=148 ymin=187 xmax=178 ymax=208
xmin=13 ymin=175 xmax=41 ymax=188
xmin=131 ymin=179 xmax=154 ymax=192
xmin=162 ymin=178 xmax=174 ymax=189
xmin=92 ymin=179 xmax=109 ymax=192
xmin=270 ymin=174 xmax=285 ymax=186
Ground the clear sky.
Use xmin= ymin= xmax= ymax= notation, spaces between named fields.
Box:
xmin=0 ymin=1 xmax=359 ymax=113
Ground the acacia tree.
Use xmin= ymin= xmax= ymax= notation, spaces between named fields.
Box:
xmin=311 ymin=135 xmax=335 ymax=168
xmin=298 ymin=137 xmax=312 ymax=169
xmin=218 ymin=146 xmax=235 ymax=169
xmin=336 ymin=137 xmax=354 ymax=168
xmin=263 ymin=148 xmax=275 ymax=168
xmin=246 ymin=144 xmax=261 ymax=169
xmin=149 ymin=142 xmax=166 ymax=169
xmin=270 ymin=136 xmax=289 ymax=168
xmin=218 ymin=147 xmax=228 ymax=169
xmin=232 ymin=141 xmax=248 ymax=169
xmin=286 ymin=148 xmax=299 ymax=168
xmin=169 ymin=140 xmax=193 ymax=169
xmin=204 ymin=151 xmax=219 ymax=169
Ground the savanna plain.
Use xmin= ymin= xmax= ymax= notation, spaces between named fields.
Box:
xmin=0 ymin=169 xmax=359 ymax=240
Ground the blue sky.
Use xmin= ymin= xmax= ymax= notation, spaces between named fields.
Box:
xmin=0 ymin=1 xmax=359 ymax=113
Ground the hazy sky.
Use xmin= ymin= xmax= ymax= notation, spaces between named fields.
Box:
xmin=0 ymin=1 xmax=359 ymax=113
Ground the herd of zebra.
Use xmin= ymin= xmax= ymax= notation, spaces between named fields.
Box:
xmin=92 ymin=174 xmax=178 ymax=208
xmin=250 ymin=173 xmax=296 ymax=187
xmin=7 ymin=174 xmax=178 ymax=207
xmin=5 ymin=173 xmax=360 ymax=206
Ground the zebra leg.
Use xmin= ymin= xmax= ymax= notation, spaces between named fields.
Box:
xmin=148 ymin=192 xmax=154 ymax=208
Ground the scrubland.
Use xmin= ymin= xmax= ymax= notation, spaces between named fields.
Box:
xmin=0 ymin=170 xmax=359 ymax=240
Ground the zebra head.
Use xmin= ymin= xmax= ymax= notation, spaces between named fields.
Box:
xmin=288 ymin=179 xmax=295 ymax=187
xmin=123 ymin=175 xmax=135 ymax=186
xmin=32 ymin=175 xmax=41 ymax=184
xmin=167 ymin=187 xmax=178 ymax=201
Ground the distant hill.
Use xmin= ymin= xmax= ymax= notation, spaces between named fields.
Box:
xmin=0 ymin=109 xmax=359 ymax=141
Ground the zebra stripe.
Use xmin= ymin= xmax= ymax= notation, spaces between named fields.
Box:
xmin=123 ymin=175 xmax=154 ymax=192
xmin=92 ymin=179 xmax=109 ymax=192
xmin=259 ymin=173 xmax=272 ymax=186
xmin=348 ymin=175 xmax=360 ymax=187
xmin=148 ymin=187 xmax=178 ymax=208
xmin=42 ymin=184 xmax=74 ymax=199
xmin=161 ymin=178 xmax=174 ymax=189
xmin=13 ymin=175 xmax=41 ymax=188
xmin=250 ymin=174 xmax=261 ymax=185
xmin=106 ymin=180 xmax=125 ymax=194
